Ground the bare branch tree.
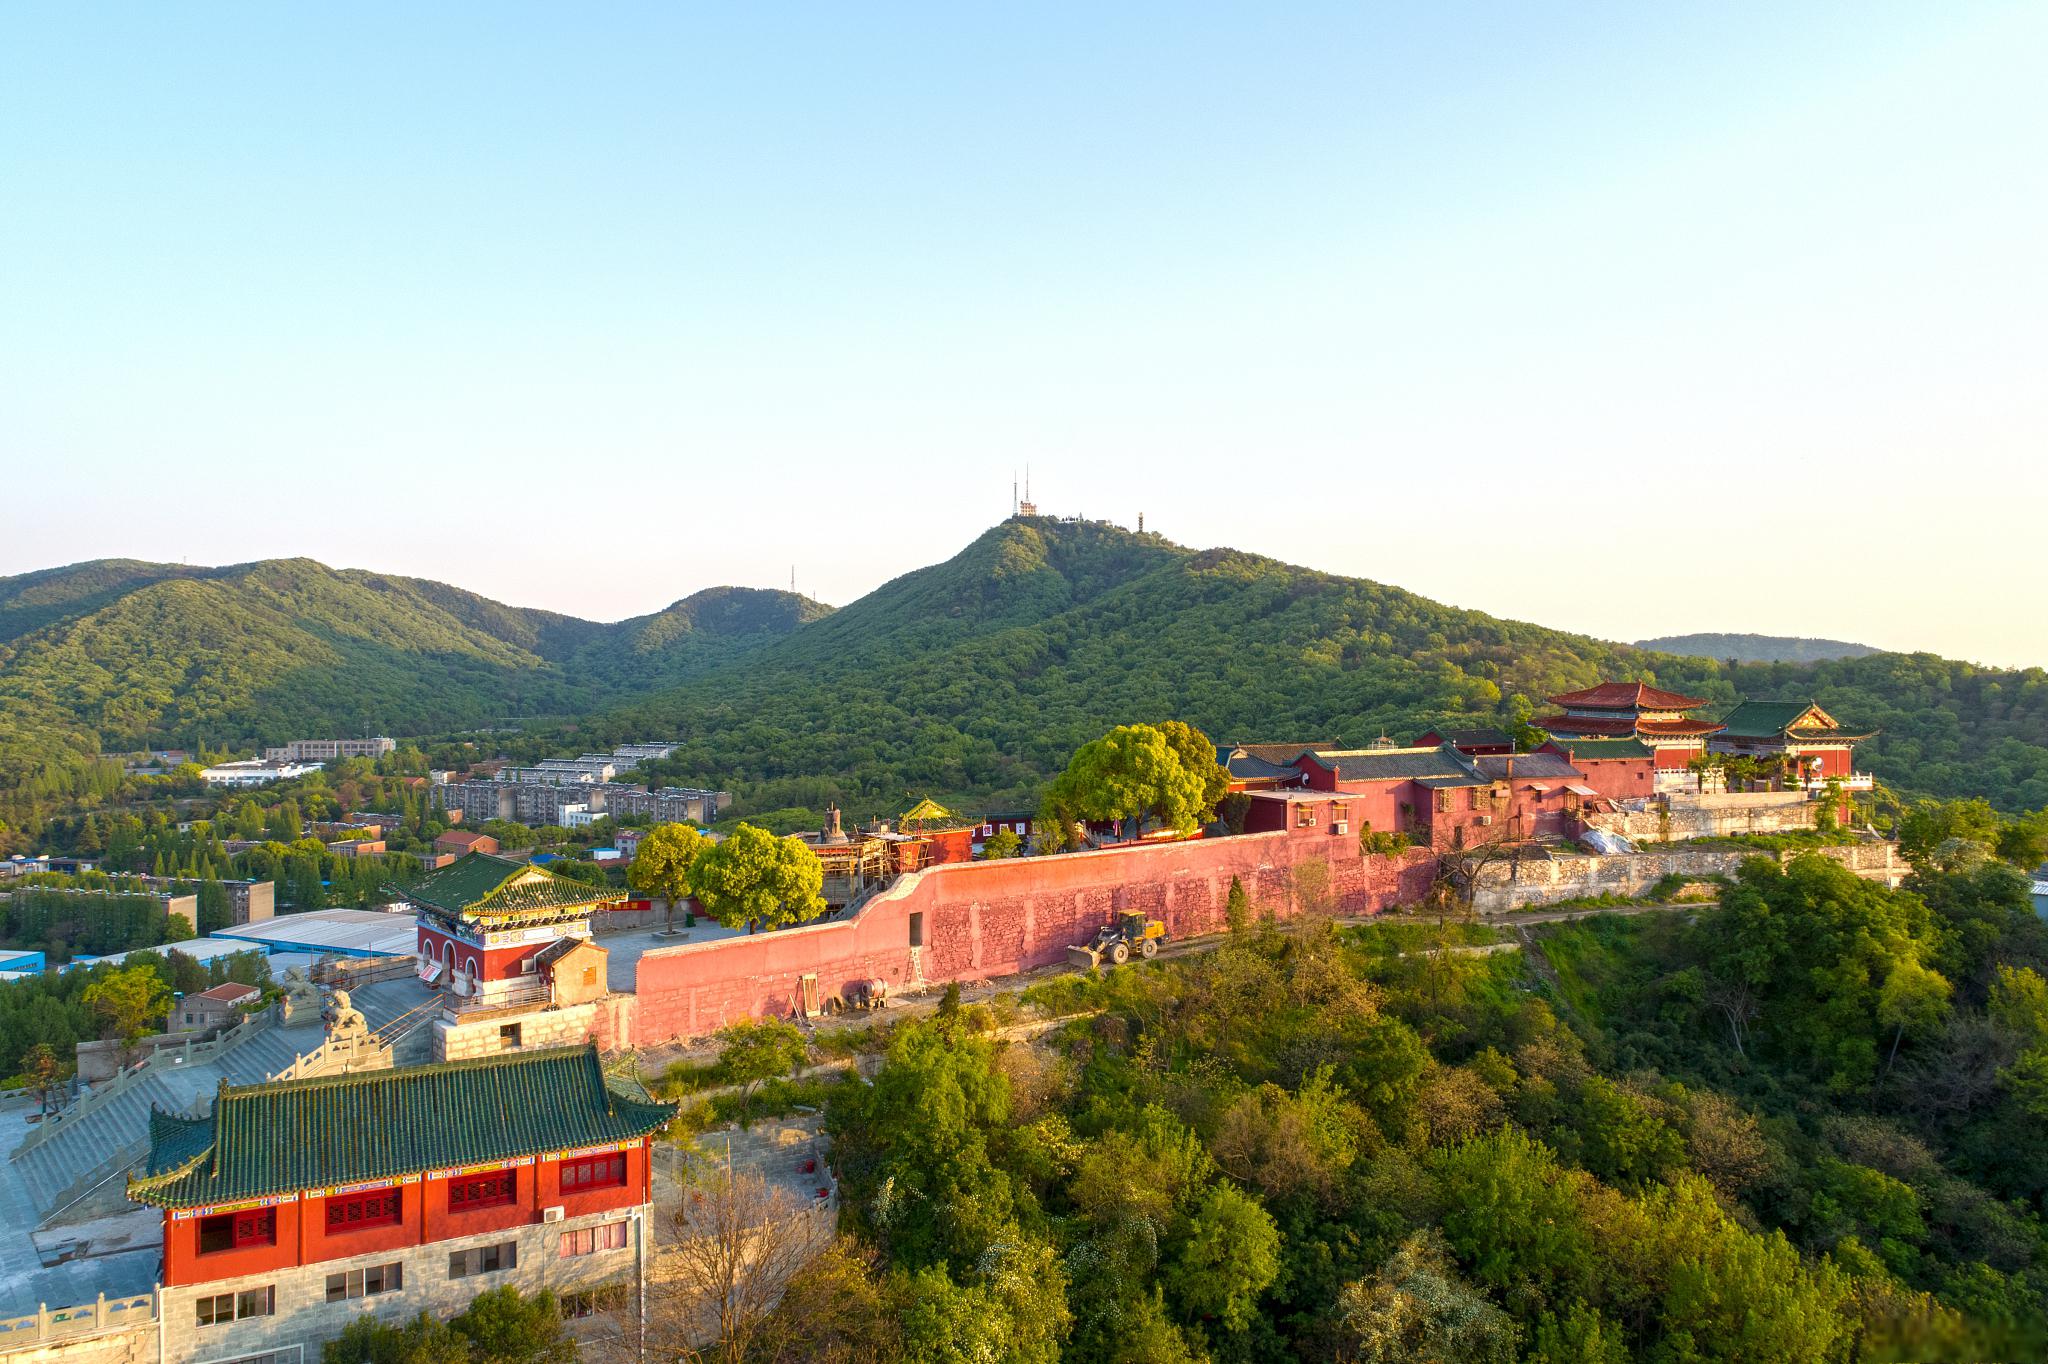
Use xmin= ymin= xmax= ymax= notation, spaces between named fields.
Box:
xmin=644 ymin=1149 xmax=831 ymax=1364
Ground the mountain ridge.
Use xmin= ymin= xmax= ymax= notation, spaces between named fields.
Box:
xmin=1637 ymin=632 xmax=1882 ymax=664
xmin=1 ymin=523 xmax=2044 ymax=813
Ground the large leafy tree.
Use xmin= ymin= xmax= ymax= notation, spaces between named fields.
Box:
xmin=1048 ymin=723 xmax=1207 ymax=839
xmin=625 ymin=821 xmax=708 ymax=922
xmin=1154 ymin=719 xmax=1232 ymax=823
xmin=687 ymin=823 xmax=825 ymax=930
xmin=81 ymin=965 xmax=172 ymax=1059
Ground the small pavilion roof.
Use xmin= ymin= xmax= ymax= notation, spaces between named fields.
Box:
xmin=1547 ymin=681 xmax=1711 ymax=711
xmin=129 ymin=1045 xmax=674 ymax=1209
xmin=1717 ymin=700 xmax=1875 ymax=741
xmin=399 ymin=852 xmax=620 ymax=922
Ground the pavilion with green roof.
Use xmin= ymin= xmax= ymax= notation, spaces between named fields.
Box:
xmin=399 ymin=852 xmax=622 ymax=1001
xmin=1709 ymin=699 xmax=1876 ymax=788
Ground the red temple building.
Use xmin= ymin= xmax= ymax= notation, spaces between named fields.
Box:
xmin=1537 ymin=682 xmax=1724 ymax=773
xmin=1537 ymin=736 xmax=1659 ymax=803
xmin=400 ymin=853 xmax=623 ymax=1061
xmin=1214 ymin=741 xmax=1326 ymax=792
xmin=1252 ymin=743 xmax=1604 ymax=848
xmin=129 ymin=1045 xmax=675 ymax=1361
xmin=1709 ymin=700 xmax=1876 ymax=789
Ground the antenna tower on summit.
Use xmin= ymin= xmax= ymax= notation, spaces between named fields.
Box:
xmin=1018 ymin=464 xmax=1038 ymax=517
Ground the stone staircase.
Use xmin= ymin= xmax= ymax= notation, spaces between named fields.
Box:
xmin=11 ymin=980 xmax=438 ymax=1226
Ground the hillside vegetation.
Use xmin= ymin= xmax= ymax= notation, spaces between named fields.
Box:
xmin=0 ymin=558 xmax=822 ymax=812
xmin=753 ymin=852 xmax=2048 ymax=1361
xmin=598 ymin=520 xmax=2048 ymax=813
xmin=3 ymin=521 xmax=2045 ymax=827
xmin=1639 ymin=632 xmax=1881 ymax=663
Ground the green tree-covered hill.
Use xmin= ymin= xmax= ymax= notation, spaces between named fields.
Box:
xmin=3 ymin=521 xmax=2045 ymax=820
xmin=0 ymin=558 xmax=823 ymax=804
xmin=598 ymin=519 xmax=2048 ymax=811
xmin=1639 ymin=632 xmax=1881 ymax=663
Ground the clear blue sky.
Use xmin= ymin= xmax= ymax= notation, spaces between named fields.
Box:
xmin=4 ymin=3 xmax=2042 ymax=665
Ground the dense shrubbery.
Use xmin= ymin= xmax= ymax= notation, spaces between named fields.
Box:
xmin=753 ymin=856 xmax=2048 ymax=1361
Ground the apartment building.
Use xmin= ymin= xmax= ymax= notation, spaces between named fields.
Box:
xmin=263 ymin=738 xmax=398 ymax=762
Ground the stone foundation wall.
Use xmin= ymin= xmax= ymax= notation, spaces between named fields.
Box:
xmin=1473 ymin=840 xmax=1904 ymax=912
xmin=1587 ymin=790 xmax=1818 ymax=844
xmin=433 ymin=1002 xmax=600 ymax=1062
xmin=158 ymin=1205 xmax=644 ymax=1364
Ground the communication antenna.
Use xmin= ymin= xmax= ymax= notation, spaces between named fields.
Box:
xmin=1018 ymin=464 xmax=1038 ymax=517
xmin=790 ymin=565 xmax=796 ymax=595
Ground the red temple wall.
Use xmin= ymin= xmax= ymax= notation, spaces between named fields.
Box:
xmin=1540 ymin=748 xmax=1657 ymax=803
xmin=164 ymin=1201 xmax=305 ymax=1288
xmin=623 ymin=827 xmax=1436 ymax=1047
xmin=163 ymin=1142 xmax=652 ymax=1288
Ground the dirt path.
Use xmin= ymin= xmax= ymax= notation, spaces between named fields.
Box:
xmin=1482 ymin=897 xmax=1717 ymax=927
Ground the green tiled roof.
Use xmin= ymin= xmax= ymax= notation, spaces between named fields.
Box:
xmin=1546 ymin=737 xmax=1652 ymax=760
xmin=400 ymin=852 xmax=619 ymax=920
xmin=1717 ymin=700 xmax=1824 ymax=739
xmin=129 ymin=1045 xmax=675 ymax=1208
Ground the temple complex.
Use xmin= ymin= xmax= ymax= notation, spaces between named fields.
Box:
xmin=1537 ymin=682 xmax=1725 ymax=772
xmin=1710 ymin=699 xmax=1876 ymax=789
xmin=129 ymin=1045 xmax=674 ymax=1362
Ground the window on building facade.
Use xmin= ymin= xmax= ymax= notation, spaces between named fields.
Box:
xmin=499 ymin=1022 xmax=522 ymax=1047
xmin=1295 ymin=802 xmax=1316 ymax=828
xmin=560 ymin=1152 xmax=627 ymax=1192
xmin=324 ymin=1262 xmax=404 ymax=1303
xmin=198 ymin=1207 xmax=276 ymax=1254
xmin=449 ymin=1241 xmax=518 ymax=1279
xmin=325 ymin=1188 xmax=402 ymax=1233
xmin=449 ymin=1170 xmax=517 ymax=1211
xmin=1435 ymin=789 xmax=1454 ymax=813
xmin=1331 ymin=803 xmax=1349 ymax=824
xmin=559 ymin=1285 xmax=628 ymax=1319
xmin=558 ymin=1221 xmax=630 ymax=1258
xmin=195 ymin=1286 xmax=274 ymax=1326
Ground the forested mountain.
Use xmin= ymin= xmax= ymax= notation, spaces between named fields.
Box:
xmin=594 ymin=520 xmax=2048 ymax=812
xmin=1640 ymin=632 xmax=1881 ymax=663
xmin=0 ymin=558 xmax=822 ymax=805
xmin=4 ymin=521 xmax=2046 ymax=823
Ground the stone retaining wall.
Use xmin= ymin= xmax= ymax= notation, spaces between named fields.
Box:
xmin=1588 ymin=790 xmax=1817 ymax=844
xmin=434 ymin=1001 xmax=599 ymax=1062
xmin=1473 ymin=840 xmax=1904 ymax=912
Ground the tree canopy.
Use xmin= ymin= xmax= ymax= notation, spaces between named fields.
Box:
xmin=687 ymin=823 xmax=826 ymax=930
